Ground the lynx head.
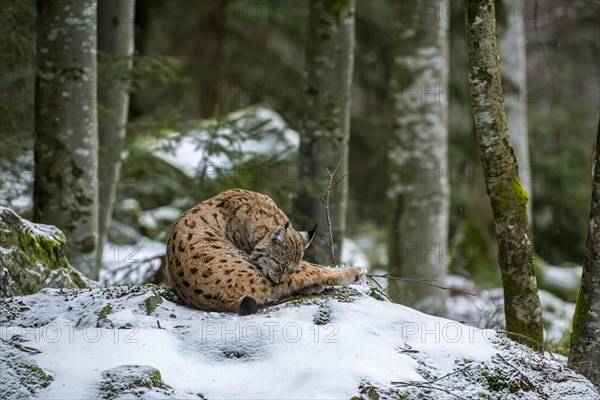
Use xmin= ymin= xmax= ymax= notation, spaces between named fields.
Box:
xmin=250 ymin=222 xmax=316 ymax=284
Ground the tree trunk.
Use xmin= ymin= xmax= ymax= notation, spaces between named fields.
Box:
xmin=196 ymin=0 xmax=227 ymax=118
xmin=497 ymin=0 xmax=532 ymax=220
xmin=464 ymin=0 xmax=543 ymax=346
xmin=296 ymin=0 xmax=355 ymax=265
xmin=568 ymin=121 xmax=600 ymax=387
xmin=387 ymin=0 xmax=450 ymax=316
xmin=97 ymin=0 xmax=135 ymax=272
xmin=33 ymin=0 xmax=99 ymax=279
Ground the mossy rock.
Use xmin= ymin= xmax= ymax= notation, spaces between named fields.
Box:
xmin=98 ymin=365 xmax=173 ymax=399
xmin=0 ymin=207 xmax=90 ymax=297
xmin=0 ymin=340 xmax=53 ymax=400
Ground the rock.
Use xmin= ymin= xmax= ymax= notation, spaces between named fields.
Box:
xmin=0 ymin=207 xmax=91 ymax=297
xmin=0 ymin=339 xmax=53 ymax=400
xmin=0 ymin=284 xmax=597 ymax=399
xmin=99 ymin=365 xmax=173 ymax=399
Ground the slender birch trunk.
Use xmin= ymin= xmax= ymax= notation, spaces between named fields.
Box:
xmin=33 ymin=0 xmax=99 ymax=278
xmin=387 ymin=0 xmax=450 ymax=316
xmin=465 ymin=0 xmax=543 ymax=345
xmin=568 ymin=121 xmax=600 ymax=387
xmin=97 ymin=0 xmax=135 ymax=271
xmin=497 ymin=0 xmax=532 ymax=220
xmin=296 ymin=0 xmax=355 ymax=264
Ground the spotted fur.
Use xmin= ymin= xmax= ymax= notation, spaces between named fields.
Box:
xmin=166 ymin=189 xmax=366 ymax=314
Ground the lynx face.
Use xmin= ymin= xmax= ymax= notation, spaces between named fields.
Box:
xmin=250 ymin=222 xmax=314 ymax=284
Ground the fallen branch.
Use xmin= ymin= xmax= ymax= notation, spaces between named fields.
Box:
xmin=0 ymin=337 xmax=42 ymax=354
xmin=368 ymin=273 xmax=476 ymax=297
xmin=391 ymin=363 xmax=473 ymax=398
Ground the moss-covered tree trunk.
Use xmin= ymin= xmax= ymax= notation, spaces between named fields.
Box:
xmin=97 ymin=0 xmax=135 ymax=272
xmin=296 ymin=0 xmax=355 ymax=264
xmin=464 ymin=0 xmax=543 ymax=345
xmin=34 ymin=0 xmax=99 ymax=279
xmin=568 ymin=121 xmax=600 ymax=387
xmin=387 ymin=0 xmax=450 ymax=316
xmin=497 ymin=0 xmax=532 ymax=220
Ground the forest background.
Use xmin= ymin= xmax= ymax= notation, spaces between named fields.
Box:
xmin=1 ymin=0 xmax=599 ymax=363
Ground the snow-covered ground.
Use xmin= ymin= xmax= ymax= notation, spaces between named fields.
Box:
xmin=1 ymin=285 xmax=597 ymax=399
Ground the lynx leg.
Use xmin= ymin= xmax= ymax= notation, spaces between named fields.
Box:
xmin=294 ymin=284 xmax=324 ymax=296
xmin=272 ymin=263 xmax=366 ymax=298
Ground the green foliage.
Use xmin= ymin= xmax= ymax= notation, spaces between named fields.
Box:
xmin=0 ymin=0 xmax=35 ymax=78
xmin=530 ymin=108 xmax=593 ymax=264
xmin=0 ymin=0 xmax=36 ymax=165
xmin=449 ymin=222 xmax=501 ymax=288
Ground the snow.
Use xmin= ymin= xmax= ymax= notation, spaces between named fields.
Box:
xmin=341 ymin=238 xmax=370 ymax=267
xmin=153 ymin=106 xmax=299 ymax=178
xmin=1 ymin=285 xmax=597 ymax=399
xmin=138 ymin=206 xmax=182 ymax=231
xmin=100 ymin=238 xmax=165 ymax=285
xmin=543 ymin=264 xmax=582 ymax=293
xmin=0 ymin=286 xmax=493 ymax=399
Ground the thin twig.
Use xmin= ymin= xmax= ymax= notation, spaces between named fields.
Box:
xmin=106 ymin=253 xmax=164 ymax=273
xmin=366 ymin=276 xmax=394 ymax=303
xmin=0 ymin=338 xmax=41 ymax=354
xmin=368 ymin=273 xmax=476 ymax=297
xmin=497 ymin=330 xmax=553 ymax=357
xmin=391 ymin=363 xmax=473 ymax=398
xmin=319 ymin=159 xmax=348 ymax=264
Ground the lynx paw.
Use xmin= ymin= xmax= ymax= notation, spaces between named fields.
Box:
xmin=354 ymin=267 xmax=367 ymax=283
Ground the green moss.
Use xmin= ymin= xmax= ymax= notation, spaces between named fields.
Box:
xmin=313 ymin=304 xmax=332 ymax=325
xmin=367 ymin=288 xmax=387 ymax=301
xmin=1 ymin=207 xmax=89 ymax=296
xmin=157 ymin=287 xmax=178 ymax=302
xmin=570 ymin=286 xmax=591 ymax=351
xmin=287 ymin=287 xmax=362 ymax=307
xmin=100 ymin=365 xmax=170 ymax=399
xmin=22 ymin=362 xmax=54 ymax=388
xmin=494 ymin=174 xmax=529 ymax=214
xmin=323 ymin=0 xmax=350 ymax=23
xmin=144 ymin=292 xmax=164 ymax=315
xmin=98 ymin=304 xmax=113 ymax=320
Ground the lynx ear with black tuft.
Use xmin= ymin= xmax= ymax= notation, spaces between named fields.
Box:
xmin=272 ymin=227 xmax=286 ymax=246
xmin=299 ymin=224 xmax=317 ymax=249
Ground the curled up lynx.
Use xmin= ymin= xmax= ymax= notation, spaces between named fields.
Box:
xmin=166 ymin=189 xmax=366 ymax=315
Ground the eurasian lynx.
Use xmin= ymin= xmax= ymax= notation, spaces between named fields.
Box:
xmin=166 ymin=189 xmax=366 ymax=315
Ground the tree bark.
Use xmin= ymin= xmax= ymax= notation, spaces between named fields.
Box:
xmin=33 ymin=0 xmax=99 ymax=279
xmin=387 ymin=0 xmax=450 ymax=316
xmin=97 ymin=0 xmax=135 ymax=272
xmin=296 ymin=0 xmax=355 ymax=264
xmin=568 ymin=120 xmax=600 ymax=387
xmin=497 ymin=0 xmax=532 ymax=220
xmin=465 ymin=0 xmax=543 ymax=346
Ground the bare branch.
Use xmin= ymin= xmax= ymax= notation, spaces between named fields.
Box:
xmin=368 ymin=273 xmax=476 ymax=297
xmin=319 ymin=158 xmax=346 ymax=264
xmin=391 ymin=363 xmax=473 ymax=398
